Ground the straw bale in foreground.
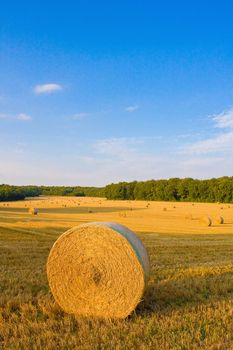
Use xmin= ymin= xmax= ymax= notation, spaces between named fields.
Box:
xmin=47 ymin=222 xmax=150 ymax=319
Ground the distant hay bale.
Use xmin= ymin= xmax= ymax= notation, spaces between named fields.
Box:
xmin=199 ymin=216 xmax=212 ymax=226
xmin=163 ymin=207 xmax=167 ymax=211
xmin=47 ymin=222 xmax=150 ymax=319
xmin=29 ymin=207 xmax=38 ymax=215
xmin=213 ymin=216 xmax=224 ymax=225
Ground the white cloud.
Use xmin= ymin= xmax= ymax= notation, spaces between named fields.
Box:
xmin=34 ymin=83 xmax=62 ymax=94
xmin=87 ymin=137 xmax=229 ymax=184
xmin=177 ymin=132 xmax=201 ymax=139
xmin=1 ymin=134 xmax=233 ymax=186
xmin=181 ymin=132 xmax=233 ymax=155
xmin=1 ymin=151 xmax=231 ymax=185
xmin=16 ymin=113 xmax=32 ymax=121
xmin=94 ymin=137 xmax=145 ymax=158
xmin=180 ymin=107 xmax=233 ymax=155
xmin=0 ymin=113 xmax=32 ymax=121
xmin=125 ymin=105 xmax=139 ymax=112
xmin=3 ymin=105 xmax=233 ymax=185
xmin=72 ymin=112 xmax=89 ymax=120
xmin=212 ymin=108 xmax=233 ymax=129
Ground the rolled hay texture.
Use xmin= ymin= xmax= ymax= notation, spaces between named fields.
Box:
xmin=213 ymin=215 xmax=224 ymax=225
xmin=47 ymin=222 xmax=150 ymax=319
xmin=199 ymin=216 xmax=212 ymax=226
xmin=29 ymin=207 xmax=38 ymax=215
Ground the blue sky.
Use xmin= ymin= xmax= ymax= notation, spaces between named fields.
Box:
xmin=1 ymin=1 xmax=233 ymax=186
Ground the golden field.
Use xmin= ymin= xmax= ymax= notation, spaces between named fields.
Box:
xmin=1 ymin=196 xmax=233 ymax=349
xmin=1 ymin=195 xmax=233 ymax=234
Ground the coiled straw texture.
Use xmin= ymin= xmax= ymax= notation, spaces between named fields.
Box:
xmin=47 ymin=222 xmax=150 ymax=319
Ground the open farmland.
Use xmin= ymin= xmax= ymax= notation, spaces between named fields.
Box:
xmin=1 ymin=196 xmax=233 ymax=349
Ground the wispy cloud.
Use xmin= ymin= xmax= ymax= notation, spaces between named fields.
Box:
xmin=180 ymin=107 xmax=233 ymax=155
xmin=125 ymin=105 xmax=139 ymax=112
xmin=212 ymin=108 xmax=233 ymax=129
xmin=89 ymin=136 xmax=211 ymax=183
xmin=1 ymin=134 xmax=233 ymax=185
xmin=94 ymin=137 xmax=145 ymax=158
xmin=72 ymin=112 xmax=89 ymax=120
xmin=16 ymin=113 xmax=32 ymax=121
xmin=182 ymin=131 xmax=233 ymax=155
xmin=0 ymin=113 xmax=32 ymax=121
xmin=34 ymin=83 xmax=62 ymax=94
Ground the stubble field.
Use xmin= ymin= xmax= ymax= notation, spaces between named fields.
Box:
xmin=1 ymin=196 xmax=233 ymax=349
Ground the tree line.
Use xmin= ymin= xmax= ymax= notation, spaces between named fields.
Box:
xmin=105 ymin=177 xmax=233 ymax=203
xmin=39 ymin=186 xmax=105 ymax=197
xmin=0 ymin=185 xmax=26 ymax=201
xmin=0 ymin=184 xmax=105 ymax=202
xmin=1 ymin=177 xmax=233 ymax=203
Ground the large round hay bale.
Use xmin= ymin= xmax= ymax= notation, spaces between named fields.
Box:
xmin=213 ymin=215 xmax=224 ymax=225
xmin=47 ymin=222 xmax=150 ymax=319
xmin=199 ymin=216 xmax=212 ymax=226
xmin=29 ymin=207 xmax=38 ymax=215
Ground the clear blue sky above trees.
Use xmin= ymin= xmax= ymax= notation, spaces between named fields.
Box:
xmin=1 ymin=1 xmax=233 ymax=185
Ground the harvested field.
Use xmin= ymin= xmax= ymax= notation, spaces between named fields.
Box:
xmin=1 ymin=196 xmax=233 ymax=349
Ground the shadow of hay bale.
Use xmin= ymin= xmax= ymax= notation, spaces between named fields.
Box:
xmin=212 ymin=216 xmax=224 ymax=225
xmin=135 ymin=271 xmax=233 ymax=317
xmin=199 ymin=216 xmax=212 ymax=226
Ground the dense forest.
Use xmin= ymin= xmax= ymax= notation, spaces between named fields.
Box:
xmin=1 ymin=177 xmax=233 ymax=203
xmin=0 ymin=184 xmax=104 ymax=202
xmin=0 ymin=185 xmax=26 ymax=201
xmin=105 ymin=177 xmax=233 ymax=203
xmin=39 ymin=186 xmax=105 ymax=197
